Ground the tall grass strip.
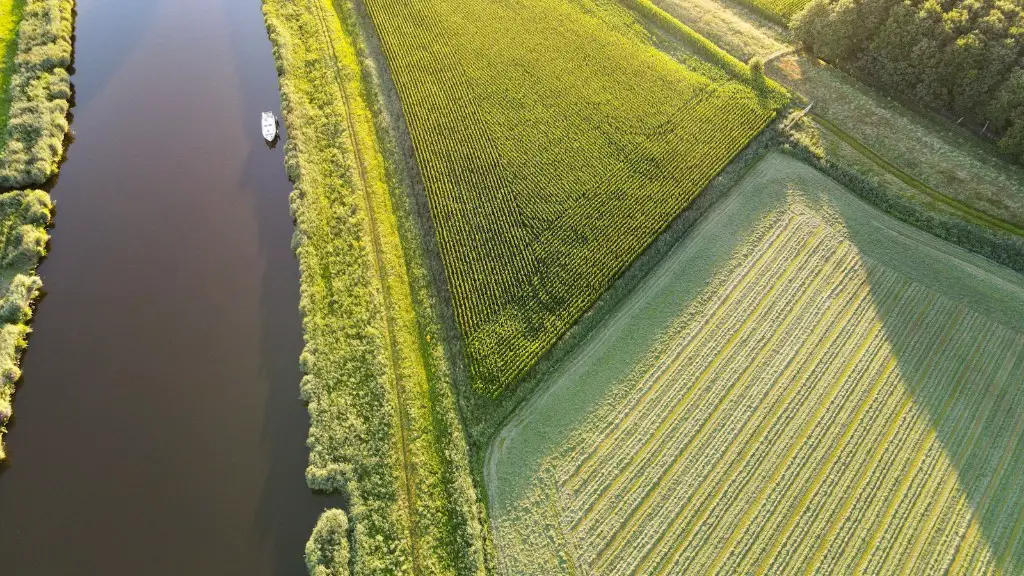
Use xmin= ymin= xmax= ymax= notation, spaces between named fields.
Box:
xmin=0 ymin=0 xmax=72 ymax=188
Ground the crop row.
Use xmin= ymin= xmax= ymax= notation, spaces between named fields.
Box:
xmin=543 ymin=209 xmax=1024 ymax=575
xmin=556 ymin=209 xmax=801 ymax=482
xmin=615 ymin=248 xmax=884 ymax=575
xmin=737 ymin=0 xmax=813 ymax=22
xmin=569 ymin=217 xmax=870 ymax=568
xmin=561 ymin=213 xmax=826 ymax=502
xmin=361 ymin=0 xmax=782 ymax=394
xmin=568 ymin=218 xmax=838 ymax=540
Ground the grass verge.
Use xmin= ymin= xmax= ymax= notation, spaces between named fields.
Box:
xmin=262 ymin=0 xmax=487 ymax=572
xmin=771 ymin=54 xmax=1024 ymax=231
xmin=650 ymin=0 xmax=785 ymax=61
xmin=783 ymin=114 xmax=1024 ymax=272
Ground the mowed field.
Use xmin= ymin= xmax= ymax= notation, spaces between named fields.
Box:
xmin=486 ymin=153 xmax=1024 ymax=575
xmin=362 ymin=0 xmax=784 ymax=394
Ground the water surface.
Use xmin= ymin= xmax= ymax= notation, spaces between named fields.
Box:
xmin=0 ymin=0 xmax=333 ymax=573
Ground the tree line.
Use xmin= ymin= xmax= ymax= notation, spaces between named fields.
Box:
xmin=793 ymin=0 xmax=1024 ymax=162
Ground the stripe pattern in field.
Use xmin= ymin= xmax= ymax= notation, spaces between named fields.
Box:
xmin=362 ymin=0 xmax=781 ymax=393
xmin=546 ymin=206 xmax=1024 ymax=575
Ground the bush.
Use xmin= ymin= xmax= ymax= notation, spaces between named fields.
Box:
xmin=0 ymin=274 xmax=42 ymax=323
xmin=0 ymin=189 xmax=53 ymax=268
xmin=749 ymin=56 xmax=766 ymax=84
xmin=305 ymin=509 xmax=351 ymax=576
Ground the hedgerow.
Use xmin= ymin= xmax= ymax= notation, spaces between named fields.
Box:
xmin=0 ymin=188 xmax=52 ymax=460
xmin=0 ymin=0 xmax=73 ymax=188
xmin=362 ymin=0 xmax=787 ymax=395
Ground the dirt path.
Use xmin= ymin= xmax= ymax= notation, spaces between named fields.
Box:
xmin=309 ymin=0 xmax=422 ymax=570
xmin=810 ymin=112 xmax=1024 ymax=239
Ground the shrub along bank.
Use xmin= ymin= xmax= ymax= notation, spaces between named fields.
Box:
xmin=0 ymin=0 xmax=73 ymax=188
xmin=305 ymin=510 xmax=351 ymax=576
xmin=0 ymin=189 xmax=52 ymax=459
xmin=262 ymin=0 xmax=487 ymax=573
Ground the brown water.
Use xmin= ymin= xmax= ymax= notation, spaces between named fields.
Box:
xmin=0 ymin=0 xmax=337 ymax=573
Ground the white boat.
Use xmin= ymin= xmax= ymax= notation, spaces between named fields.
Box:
xmin=261 ymin=111 xmax=278 ymax=141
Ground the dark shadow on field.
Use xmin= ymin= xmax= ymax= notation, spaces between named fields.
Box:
xmin=841 ymin=212 xmax=1024 ymax=573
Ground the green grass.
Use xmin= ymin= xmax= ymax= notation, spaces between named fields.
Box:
xmin=262 ymin=0 xmax=487 ymax=573
xmin=772 ymin=54 xmax=1024 ymax=232
xmin=651 ymin=0 xmax=786 ymax=61
xmin=0 ymin=188 xmax=52 ymax=460
xmin=361 ymin=0 xmax=785 ymax=395
xmin=809 ymin=113 xmax=1024 ymax=238
xmin=734 ymin=0 xmax=811 ymax=22
xmin=0 ymin=0 xmax=73 ymax=188
xmin=0 ymin=0 xmax=26 ymax=144
xmin=486 ymin=153 xmax=1024 ymax=575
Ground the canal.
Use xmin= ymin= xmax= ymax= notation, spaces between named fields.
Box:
xmin=0 ymin=0 xmax=333 ymax=573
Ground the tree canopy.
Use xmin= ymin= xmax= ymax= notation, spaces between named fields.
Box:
xmin=794 ymin=0 xmax=1024 ymax=161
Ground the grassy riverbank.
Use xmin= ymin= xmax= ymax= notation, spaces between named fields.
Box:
xmin=0 ymin=0 xmax=69 ymax=459
xmin=0 ymin=0 xmax=25 ymax=134
xmin=0 ymin=0 xmax=73 ymax=188
xmin=0 ymin=189 xmax=51 ymax=459
xmin=262 ymin=0 xmax=487 ymax=572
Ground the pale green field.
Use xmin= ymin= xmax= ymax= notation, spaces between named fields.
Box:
xmin=486 ymin=153 xmax=1024 ymax=575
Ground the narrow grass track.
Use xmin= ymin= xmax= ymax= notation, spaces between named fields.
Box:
xmin=307 ymin=0 xmax=420 ymax=568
